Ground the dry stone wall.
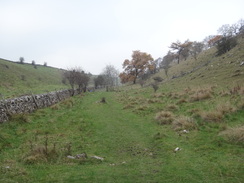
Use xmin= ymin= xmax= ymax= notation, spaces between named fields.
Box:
xmin=0 ymin=89 xmax=78 ymax=123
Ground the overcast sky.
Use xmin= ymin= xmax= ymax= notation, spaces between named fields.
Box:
xmin=0 ymin=0 xmax=243 ymax=74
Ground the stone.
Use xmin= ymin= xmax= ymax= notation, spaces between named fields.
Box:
xmin=91 ymin=155 xmax=104 ymax=161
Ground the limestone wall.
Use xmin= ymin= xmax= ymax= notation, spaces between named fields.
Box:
xmin=0 ymin=89 xmax=78 ymax=123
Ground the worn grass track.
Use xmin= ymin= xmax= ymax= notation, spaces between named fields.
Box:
xmin=0 ymin=91 xmax=243 ymax=182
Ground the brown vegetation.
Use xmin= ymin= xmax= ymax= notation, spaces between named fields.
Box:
xmin=155 ymin=111 xmax=174 ymax=125
xmin=219 ymin=125 xmax=244 ymax=144
xmin=172 ymin=116 xmax=197 ymax=131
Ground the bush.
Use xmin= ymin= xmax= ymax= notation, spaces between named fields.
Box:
xmin=153 ymin=76 xmax=163 ymax=82
xmin=151 ymin=83 xmax=159 ymax=92
xmin=216 ymin=36 xmax=237 ymax=56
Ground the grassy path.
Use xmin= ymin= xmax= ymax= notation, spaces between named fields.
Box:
xmin=1 ymin=91 xmax=243 ymax=182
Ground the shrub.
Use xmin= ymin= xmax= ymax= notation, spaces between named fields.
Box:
xmin=151 ymin=83 xmax=159 ymax=92
xmin=172 ymin=116 xmax=197 ymax=131
xmin=216 ymin=36 xmax=237 ymax=56
xmin=155 ymin=111 xmax=174 ymax=125
xmin=153 ymin=76 xmax=163 ymax=82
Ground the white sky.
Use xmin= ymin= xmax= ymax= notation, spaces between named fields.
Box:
xmin=0 ymin=0 xmax=243 ymax=74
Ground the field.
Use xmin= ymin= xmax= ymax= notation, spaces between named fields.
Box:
xmin=0 ymin=58 xmax=68 ymax=98
xmin=0 ymin=35 xmax=244 ymax=182
xmin=0 ymin=84 xmax=243 ymax=182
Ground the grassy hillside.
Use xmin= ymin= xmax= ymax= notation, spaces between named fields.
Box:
xmin=0 ymin=58 xmax=68 ymax=98
xmin=0 ymin=89 xmax=243 ymax=182
xmin=0 ymin=34 xmax=243 ymax=182
xmin=152 ymin=35 xmax=244 ymax=90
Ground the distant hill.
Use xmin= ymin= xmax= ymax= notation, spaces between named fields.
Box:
xmin=151 ymin=35 xmax=244 ymax=89
xmin=0 ymin=58 xmax=68 ymax=98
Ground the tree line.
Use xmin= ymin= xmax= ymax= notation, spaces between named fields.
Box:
xmin=119 ymin=18 xmax=244 ymax=85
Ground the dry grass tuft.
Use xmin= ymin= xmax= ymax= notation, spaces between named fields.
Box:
xmin=200 ymin=111 xmax=223 ymax=122
xmin=136 ymin=105 xmax=149 ymax=111
xmin=216 ymin=103 xmax=237 ymax=115
xmin=151 ymin=93 xmax=165 ymax=98
xmin=219 ymin=125 xmax=244 ymax=144
xmin=155 ymin=111 xmax=174 ymax=125
xmin=172 ymin=116 xmax=197 ymax=131
xmin=189 ymin=91 xmax=212 ymax=102
xmin=229 ymin=85 xmax=244 ymax=95
xmin=176 ymin=98 xmax=188 ymax=104
xmin=123 ymin=104 xmax=134 ymax=109
xmin=166 ymin=104 xmax=179 ymax=111
xmin=50 ymin=104 xmax=60 ymax=110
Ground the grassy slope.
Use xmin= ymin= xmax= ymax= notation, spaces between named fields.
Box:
xmin=0 ymin=58 xmax=68 ymax=98
xmin=152 ymin=35 xmax=244 ymax=90
xmin=0 ymin=91 xmax=243 ymax=182
xmin=0 ymin=37 xmax=244 ymax=182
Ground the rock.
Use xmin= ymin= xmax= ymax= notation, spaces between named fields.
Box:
xmin=91 ymin=155 xmax=104 ymax=161
xmin=174 ymin=147 xmax=181 ymax=153
xmin=182 ymin=130 xmax=189 ymax=133
xmin=67 ymin=155 xmax=75 ymax=159
xmin=76 ymin=153 xmax=87 ymax=159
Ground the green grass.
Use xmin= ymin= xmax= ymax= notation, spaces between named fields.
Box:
xmin=0 ymin=58 xmax=68 ymax=98
xmin=1 ymin=29 xmax=244 ymax=183
xmin=0 ymin=89 xmax=243 ymax=182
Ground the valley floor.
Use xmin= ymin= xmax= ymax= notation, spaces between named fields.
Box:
xmin=0 ymin=91 xmax=243 ymax=182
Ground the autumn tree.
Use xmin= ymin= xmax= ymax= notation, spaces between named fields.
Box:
xmin=169 ymin=40 xmax=192 ymax=64
xmin=119 ymin=50 xmax=153 ymax=84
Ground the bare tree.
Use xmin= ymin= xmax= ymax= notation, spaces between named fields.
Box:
xmin=161 ymin=51 xmax=175 ymax=77
xmin=94 ymin=75 xmax=105 ymax=89
xmin=190 ymin=42 xmax=204 ymax=60
xmin=102 ymin=64 xmax=119 ymax=87
xmin=63 ymin=69 xmax=77 ymax=95
xmin=63 ymin=67 xmax=90 ymax=94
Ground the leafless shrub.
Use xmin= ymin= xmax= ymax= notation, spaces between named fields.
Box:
xmin=155 ymin=111 xmax=174 ymax=125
